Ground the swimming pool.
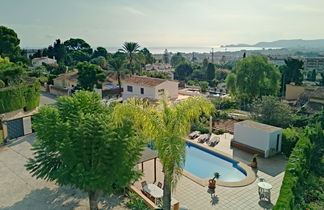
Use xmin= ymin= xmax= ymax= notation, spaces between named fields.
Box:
xmin=183 ymin=143 xmax=246 ymax=182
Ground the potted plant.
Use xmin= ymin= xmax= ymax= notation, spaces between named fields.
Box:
xmin=208 ymin=172 xmax=220 ymax=189
xmin=250 ymin=154 xmax=258 ymax=168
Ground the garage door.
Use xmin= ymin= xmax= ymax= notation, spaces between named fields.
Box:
xmin=6 ymin=118 xmax=24 ymax=140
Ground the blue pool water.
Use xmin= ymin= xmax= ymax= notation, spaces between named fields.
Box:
xmin=183 ymin=143 xmax=246 ymax=182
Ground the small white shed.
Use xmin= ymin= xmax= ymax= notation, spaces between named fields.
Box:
xmin=233 ymin=120 xmax=282 ymax=158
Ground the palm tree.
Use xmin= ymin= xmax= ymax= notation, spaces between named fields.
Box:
xmin=120 ymin=42 xmax=140 ymax=74
xmin=109 ymin=58 xmax=126 ymax=93
xmin=113 ymin=96 xmax=214 ymax=210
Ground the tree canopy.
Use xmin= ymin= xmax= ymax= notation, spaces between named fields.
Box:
xmin=171 ymin=52 xmax=185 ymax=67
xmin=113 ymin=96 xmax=214 ymax=209
xmin=226 ymin=55 xmax=281 ymax=104
xmin=174 ymin=62 xmax=193 ymax=80
xmin=77 ymin=62 xmax=105 ymax=91
xmin=281 ymin=58 xmax=304 ymax=86
xmin=206 ymin=63 xmax=215 ymax=81
xmin=251 ymin=96 xmax=295 ymax=128
xmin=0 ymin=57 xmax=26 ymax=86
xmin=26 ymin=91 xmax=145 ymax=210
xmin=0 ymin=26 xmax=22 ymax=61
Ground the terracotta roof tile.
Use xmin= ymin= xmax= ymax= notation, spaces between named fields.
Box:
xmin=123 ymin=76 xmax=168 ymax=87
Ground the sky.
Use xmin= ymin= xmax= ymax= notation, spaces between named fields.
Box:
xmin=1 ymin=0 xmax=324 ymax=49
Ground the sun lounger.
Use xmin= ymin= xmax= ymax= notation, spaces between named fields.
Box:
xmin=207 ymin=136 xmax=220 ymax=147
xmin=197 ymin=134 xmax=209 ymax=143
xmin=188 ymin=131 xmax=201 ymax=139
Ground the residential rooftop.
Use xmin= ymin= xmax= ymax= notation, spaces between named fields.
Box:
xmin=236 ymin=120 xmax=282 ymax=133
xmin=123 ymin=75 xmax=177 ymax=87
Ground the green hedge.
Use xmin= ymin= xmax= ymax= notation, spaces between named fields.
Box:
xmin=274 ymin=134 xmax=312 ymax=209
xmin=0 ymin=81 xmax=40 ymax=114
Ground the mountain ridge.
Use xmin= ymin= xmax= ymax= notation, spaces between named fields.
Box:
xmin=222 ymin=39 xmax=324 ymax=48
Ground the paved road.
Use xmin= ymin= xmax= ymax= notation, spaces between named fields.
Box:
xmin=40 ymin=92 xmax=57 ymax=106
xmin=0 ymin=134 xmax=128 ymax=210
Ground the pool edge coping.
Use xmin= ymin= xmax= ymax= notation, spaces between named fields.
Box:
xmin=182 ymin=139 xmax=256 ymax=187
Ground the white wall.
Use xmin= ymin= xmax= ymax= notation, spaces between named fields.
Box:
xmin=234 ymin=124 xmax=283 ymax=158
xmin=155 ymin=81 xmax=178 ymax=99
xmin=122 ymin=83 xmax=156 ymax=100
xmin=234 ymin=124 xmax=270 ymax=153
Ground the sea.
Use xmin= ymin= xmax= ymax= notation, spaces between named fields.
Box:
xmin=105 ymin=46 xmax=281 ymax=54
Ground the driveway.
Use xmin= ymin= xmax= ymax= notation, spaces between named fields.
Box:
xmin=0 ymin=134 xmax=128 ymax=210
xmin=40 ymin=92 xmax=57 ymax=106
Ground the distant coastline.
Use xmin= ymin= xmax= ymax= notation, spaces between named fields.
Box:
xmin=105 ymin=46 xmax=280 ymax=54
xmin=222 ymin=39 xmax=324 ymax=49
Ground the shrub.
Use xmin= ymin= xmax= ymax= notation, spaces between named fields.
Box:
xmin=214 ymin=129 xmax=225 ymax=135
xmin=127 ymin=192 xmax=150 ymax=210
xmin=0 ymin=80 xmax=5 ymax=88
xmin=274 ymin=133 xmax=312 ymax=209
xmin=211 ymin=97 xmax=239 ymax=110
xmin=281 ymin=127 xmax=301 ymax=157
xmin=0 ymin=80 xmax=40 ymax=114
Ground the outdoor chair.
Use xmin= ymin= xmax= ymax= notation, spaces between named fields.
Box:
xmin=207 ymin=136 xmax=220 ymax=147
xmin=141 ymin=181 xmax=147 ymax=188
xmin=157 ymin=182 xmax=163 ymax=188
xmin=188 ymin=131 xmax=200 ymax=139
xmin=258 ymin=178 xmax=266 ymax=182
xmin=197 ymin=134 xmax=209 ymax=143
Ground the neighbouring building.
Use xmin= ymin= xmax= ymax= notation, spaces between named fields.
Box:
xmin=231 ymin=120 xmax=282 ymax=158
xmin=300 ymin=87 xmax=324 ymax=113
xmin=304 ymin=56 xmax=324 ymax=72
xmin=32 ymin=57 xmax=57 ymax=67
xmin=285 ymin=83 xmax=317 ymax=101
xmin=145 ymin=63 xmax=175 ymax=80
xmin=122 ymin=76 xmax=178 ymax=100
xmin=49 ymin=71 xmax=78 ymax=96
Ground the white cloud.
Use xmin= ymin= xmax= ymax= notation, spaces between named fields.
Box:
xmin=122 ymin=7 xmax=146 ymax=16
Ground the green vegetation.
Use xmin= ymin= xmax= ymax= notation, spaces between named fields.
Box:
xmin=0 ymin=26 xmax=27 ymax=63
xmin=174 ymin=62 xmax=193 ymax=80
xmin=280 ymin=58 xmax=304 ymax=86
xmin=113 ymin=96 xmax=214 ymax=210
xmin=0 ymin=59 xmax=40 ymax=114
xmin=109 ymin=58 xmax=126 ymax=92
xmin=77 ymin=62 xmax=105 ymax=91
xmin=250 ymin=96 xmax=295 ymax=128
xmin=26 ymin=91 xmax=145 ymax=210
xmin=226 ymin=55 xmax=281 ymax=104
xmin=275 ymin=111 xmax=324 ymax=209
xmin=281 ymin=127 xmax=301 ymax=157
xmin=211 ymin=97 xmax=239 ymax=110
xmin=127 ymin=192 xmax=150 ymax=210
xmin=120 ymin=42 xmax=140 ymax=74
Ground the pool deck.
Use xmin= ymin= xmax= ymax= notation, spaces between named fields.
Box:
xmin=135 ymin=133 xmax=287 ymax=209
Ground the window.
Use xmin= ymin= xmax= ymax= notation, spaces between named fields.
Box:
xmin=127 ymin=85 xmax=133 ymax=92
xmin=140 ymin=88 xmax=144 ymax=94
xmin=158 ymin=89 xmax=165 ymax=95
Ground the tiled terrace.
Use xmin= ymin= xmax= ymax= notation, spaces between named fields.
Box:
xmin=134 ymin=133 xmax=287 ymax=210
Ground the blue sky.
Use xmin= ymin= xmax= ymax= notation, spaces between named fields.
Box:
xmin=1 ymin=0 xmax=324 ymax=48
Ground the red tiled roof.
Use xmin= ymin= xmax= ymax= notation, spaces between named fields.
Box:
xmin=123 ymin=76 xmax=167 ymax=87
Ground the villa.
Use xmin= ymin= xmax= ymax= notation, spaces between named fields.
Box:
xmin=122 ymin=75 xmax=179 ymax=100
xmin=31 ymin=56 xmax=57 ymax=67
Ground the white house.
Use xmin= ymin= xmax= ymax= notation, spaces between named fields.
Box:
xmin=232 ymin=120 xmax=282 ymax=158
xmin=122 ymin=76 xmax=178 ymax=100
xmin=32 ymin=57 xmax=57 ymax=67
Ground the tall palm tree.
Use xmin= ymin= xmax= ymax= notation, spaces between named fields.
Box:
xmin=113 ymin=96 xmax=214 ymax=210
xmin=120 ymin=42 xmax=140 ymax=74
xmin=109 ymin=58 xmax=126 ymax=93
